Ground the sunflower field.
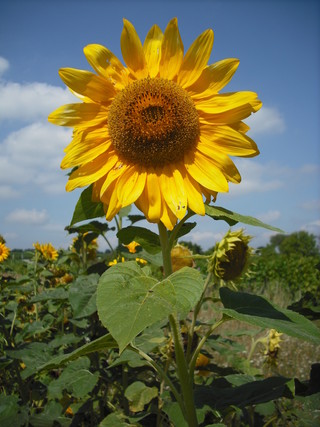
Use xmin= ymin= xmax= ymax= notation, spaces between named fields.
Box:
xmin=1 ymin=210 xmax=320 ymax=426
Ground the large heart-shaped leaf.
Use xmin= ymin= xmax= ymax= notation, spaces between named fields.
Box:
xmin=97 ymin=262 xmax=204 ymax=352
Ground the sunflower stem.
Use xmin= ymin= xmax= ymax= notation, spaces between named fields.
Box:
xmin=158 ymin=221 xmax=198 ymax=426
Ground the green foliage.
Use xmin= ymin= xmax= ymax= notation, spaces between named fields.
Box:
xmin=1 ymin=220 xmax=319 ymax=426
xmin=245 ymin=231 xmax=320 ymax=298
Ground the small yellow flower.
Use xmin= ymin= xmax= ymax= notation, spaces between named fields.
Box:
xmin=208 ymin=229 xmax=252 ymax=282
xmin=124 ymin=241 xmax=140 ymax=253
xmin=108 ymin=256 xmax=125 ymax=266
xmin=266 ymin=329 xmax=282 ymax=355
xmin=195 ymin=353 xmax=210 ymax=368
xmin=135 ymin=257 xmax=147 ymax=265
xmin=171 ymin=244 xmax=194 ymax=272
xmin=0 ymin=242 xmax=10 ymax=262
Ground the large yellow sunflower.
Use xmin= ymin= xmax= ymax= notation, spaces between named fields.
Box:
xmin=49 ymin=18 xmax=261 ymax=230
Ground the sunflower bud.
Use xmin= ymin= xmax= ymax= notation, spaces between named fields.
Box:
xmin=208 ymin=229 xmax=252 ymax=282
xmin=171 ymin=244 xmax=194 ymax=272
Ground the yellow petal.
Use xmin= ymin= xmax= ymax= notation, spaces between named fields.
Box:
xmin=182 ymin=170 xmax=205 ymax=216
xmin=121 ymin=19 xmax=147 ymax=79
xmin=159 ymin=18 xmax=184 ymax=80
xmin=178 ymin=29 xmax=213 ymax=88
xmin=158 ymin=164 xmax=187 ymax=220
xmin=145 ymin=171 xmax=162 ymax=221
xmin=84 ymin=44 xmax=129 ymax=89
xmin=48 ymin=103 xmax=108 ymax=128
xmin=184 ymin=150 xmax=229 ymax=192
xmin=61 ymin=137 xmax=112 ymax=169
xmin=188 ymin=58 xmax=240 ymax=98
xmin=116 ymin=166 xmax=146 ymax=206
xmin=197 ymin=91 xmax=261 ymax=113
xmin=105 ymin=180 xmax=122 ymax=221
xmin=143 ymin=25 xmax=163 ymax=78
xmin=196 ymin=139 xmax=241 ymax=183
xmin=59 ymin=68 xmax=116 ymax=103
xmin=200 ymin=124 xmax=259 ymax=157
xmin=230 ymin=121 xmax=251 ymax=134
xmin=66 ymin=152 xmax=118 ymax=191
xmin=198 ymin=92 xmax=262 ymax=125
xmin=160 ymin=196 xmax=178 ymax=230
xmin=100 ymin=161 xmax=128 ymax=197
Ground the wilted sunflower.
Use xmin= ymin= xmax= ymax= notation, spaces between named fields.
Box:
xmin=49 ymin=18 xmax=261 ymax=230
xmin=0 ymin=242 xmax=10 ymax=262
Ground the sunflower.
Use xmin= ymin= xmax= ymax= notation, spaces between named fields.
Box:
xmin=33 ymin=242 xmax=59 ymax=262
xmin=0 ymin=242 xmax=10 ymax=262
xmin=49 ymin=18 xmax=261 ymax=230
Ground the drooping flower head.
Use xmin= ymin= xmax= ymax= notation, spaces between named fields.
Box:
xmin=49 ymin=18 xmax=261 ymax=230
xmin=0 ymin=242 xmax=10 ymax=262
xmin=208 ymin=228 xmax=252 ymax=282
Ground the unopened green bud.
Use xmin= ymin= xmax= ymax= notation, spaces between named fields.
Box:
xmin=208 ymin=229 xmax=252 ymax=282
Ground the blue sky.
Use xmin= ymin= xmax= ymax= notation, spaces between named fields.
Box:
xmin=1 ymin=0 xmax=319 ymax=251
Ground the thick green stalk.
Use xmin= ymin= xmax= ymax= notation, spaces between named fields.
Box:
xmin=158 ymin=221 xmax=198 ymax=426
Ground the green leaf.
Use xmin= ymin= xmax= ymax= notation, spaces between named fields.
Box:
xmin=117 ymin=226 xmax=161 ymax=254
xmin=31 ymin=288 xmax=68 ymax=302
xmin=195 ymin=377 xmax=295 ymax=409
xmin=125 ymin=381 xmax=158 ymax=412
xmin=0 ymin=395 xmax=28 ymax=427
xmin=25 ymin=333 xmax=117 ymax=377
xmin=70 ymin=185 xmax=105 ymax=226
xmin=48 ymin=357 xmax=99 ymax=399
xmin=128 ymin=215 xmax=145 ymax=224
xmin=97 ymin=262 xmax=176 ymax=353
xmin=220 ymin=287 xmax=320 ymax=344
xmin=67 ymin=220 xmax=114 ymax=236
xmin=205 ymin=205 xmax=283 ymax=232
xmin=171 ymin=222 xmax=197 ymax=240
xmin=97 ymin=263 xmax=204 ymax=352
xmin=99 ymin=413 xmax=131 ymax=427
xmin=169 ymin=267 xmax=204 ymax=317
xmin=68 ymin=274 xmax=98 ymax=319
xmin=162 ymin=401 xmax=188 ymax=427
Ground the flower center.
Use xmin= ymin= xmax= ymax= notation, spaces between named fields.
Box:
xmin=108 ymin=77 xmax=200 ymax=167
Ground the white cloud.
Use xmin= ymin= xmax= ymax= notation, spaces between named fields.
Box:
xmin=301 ymin=200 xmax=320 ymax=211
xmin=0 ymin=81 xmax=74 ymax=122
xmin=257 ymin=210 xmax=281 ymax=223
xmin=0 ymin=57 xmax=9 ymax=77
xmin=0 ymin=185 xmax=20 ymax=199
xmin=0 ymin=122 xmax=72 ymax=193
xmin=246 ymin=106 xmax=286 ymax=136
xmin=5 ymin=208 xmax=49 ymax=225
xmin=228 ymin=159 xmax=285 ymax=196
xmin=188 ymin=231 xmax=224 ymax=244
xmin=301 ymin=220 xmax=320 ymax=235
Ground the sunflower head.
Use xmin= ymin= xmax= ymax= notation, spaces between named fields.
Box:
xmin=49 ymin=18 xmax=261 ymax=230
xmin=33 ymin=242 xmax=58 ymax=262
xmin=0 ymin=242 xmax=10 ymax=262
xmin=208 ymin=229 xmax=252 ymax=282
